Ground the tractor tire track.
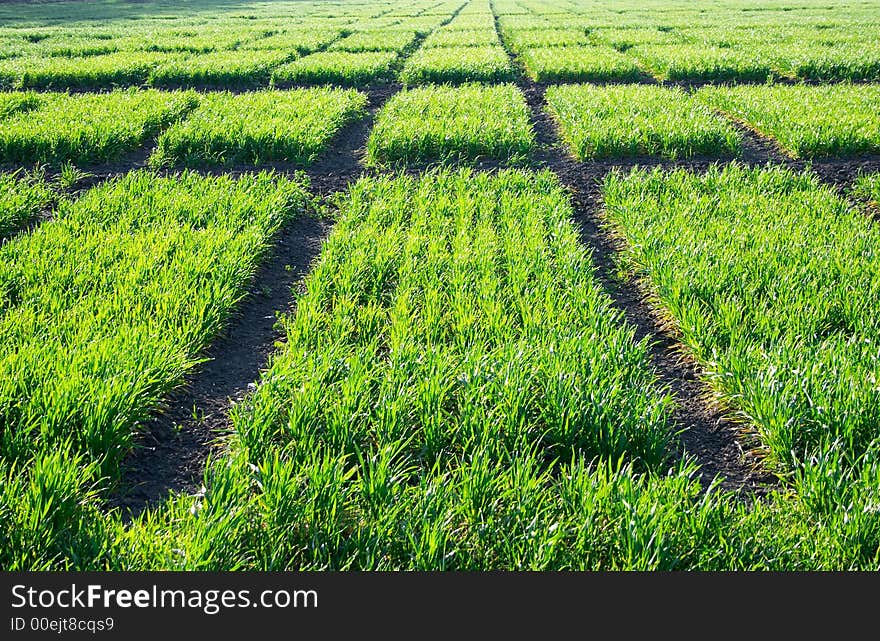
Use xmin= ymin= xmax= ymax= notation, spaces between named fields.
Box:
xmin=491 ymin=5 xmax=775 ymax=496
xmin=109 ymin=83 xmax=403 ymax=518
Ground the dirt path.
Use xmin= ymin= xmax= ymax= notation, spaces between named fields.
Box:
xmin=108 ymin=83 xmax=403 ymax=518
xmin=486 ymin=4 xmax=777 ymax=494
xmin=522 ymin=82 xmax=773 ymax=495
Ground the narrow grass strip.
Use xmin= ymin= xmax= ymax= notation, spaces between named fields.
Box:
xmin=505 ymin=28 xmax=591 ymax=52
xmin=772 ymin=41 xmax=880 ymax=81
xmin=632 ymin=44 xmax=777 ymax=82
xmin=151 ymin=88 xmax=366 ymax=168
xmin=237 ymin=28 xmax=343 ymax=54
xmin=518 ymin=46 xmax=645 ymax=83
xmin=149 ymin=50 xmax=292 ymax=88
xmin=327 ymin=30 xmax=417 ymax=52
xmin=399 ymin=46 xmax=516 ymax=84
xmin=0 ymin=52 xmax=179 ymax=89
xmin=422 ymin=28 xmax=500 ymax=48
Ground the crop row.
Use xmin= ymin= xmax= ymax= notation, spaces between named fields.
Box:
xmin=151 ymin=88 xmax=367 ymax=168
xmin=4 ymin=34 xmax=878 ymax=90
xmin=546 ymin=83 xmax=880 ymax=160
xmin=696 ymin=84 xmax=880 ymax=159
xmin=545 ymin=84 xmax=740 ymax=160
xmin=0 ymin=88 xmax=366 ymax=168
xmin=1 ymin=83 xmax=876 ymax=170
xmin=0 ymin=49 xmax=408 ymax=90
xmin=366 ymin=83 xmax=533 ymax=166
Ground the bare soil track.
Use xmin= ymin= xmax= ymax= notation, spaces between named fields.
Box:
xmin=108 ymin=80 xmax=403 ymax=518
xmin=518 ymin=81 xmax=775 ymax=496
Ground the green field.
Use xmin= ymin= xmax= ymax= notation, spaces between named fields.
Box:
xmin=423 ymin=28 xmax=500 ymax=48
xmin=632 ymin=44 xmax=777 ymax=82
xmin=149 ymin=50 xmax=294 ymax=88
xmin=0 ymin=51 xmax=181 ymax=89
xmin=2 ymin=0 xmax=880 ymax=573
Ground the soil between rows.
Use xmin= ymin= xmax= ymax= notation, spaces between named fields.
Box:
xmin=108 ymin=82 xmax=402 ymax=517
xmin=516 ymin=78 xmax=777 ymax=497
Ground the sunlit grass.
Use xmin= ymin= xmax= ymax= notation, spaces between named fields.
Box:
xmin=0 ymin=51 xmax=180 ymax=89
xmin=367 ymin=84 xmax=534 ymax=166
xmin=518 ymin=46 xmax=644 ymax=82
xmin=400 ymin=46 xmax=516 ymax=84
xmin=0 ymin=170 xmax=309 ymax=475
xmin=632 ymin=44 xmax=777 ymax=82
xmin=149 ymin=50 xmax=293 ymax=88
xmin=546 ymin=84 xmax=741 ymax=159
xmin=0 ymin=169 xmax=53 ymax=237
xmin=152 ymin=88 xmax=367 ymax=167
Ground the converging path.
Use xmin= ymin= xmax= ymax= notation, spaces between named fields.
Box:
xmin=491 ymin=6 xmax=775 ymax=495
xmin=109 ymin=84 xmax=406 ymax=516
